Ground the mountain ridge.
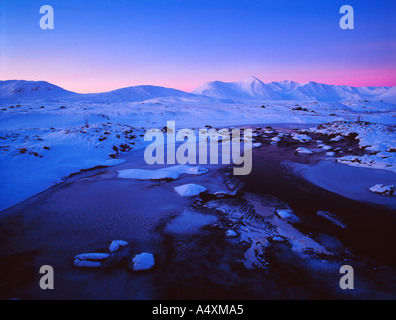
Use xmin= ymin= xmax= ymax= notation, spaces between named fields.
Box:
xmin=192 ymin=76 xmax=394 ymax=102
xmin=0 ymin=77 xmax=395 ymax=103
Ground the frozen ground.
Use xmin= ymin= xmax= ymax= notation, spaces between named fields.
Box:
xmin=0 ymin=78 xmax=395 ymax=209
xmin=1 ymin=128 xmax=395 ymax=299
xmin=1 ymin=92 xmax=395 ymax=212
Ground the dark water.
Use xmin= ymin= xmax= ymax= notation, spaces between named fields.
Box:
xmin=240 ymin=143 xmax=396 ymax=268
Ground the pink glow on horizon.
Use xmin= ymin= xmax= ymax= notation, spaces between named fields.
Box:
xmin=1 ymin=68 xmax=395 ymax=93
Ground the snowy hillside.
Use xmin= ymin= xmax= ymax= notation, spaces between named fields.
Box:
xmin=378 ymin=86 xmax=396 ymax=103
xmin=192 ymin=76 xmax=281 ymax=101
xmin=78 ymin=85 xmax=195 ymax=103
xmin=193 ymin=76 xmax=395 ymax=103
xmin=1 ymin=78 xmax=395 ymax=104
xmin=0 ymin=80 xmax=78 ymax=101
xmin=0 ymin=81 xmax=195 ymax=103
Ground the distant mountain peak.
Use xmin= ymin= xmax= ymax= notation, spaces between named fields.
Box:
xmin=1 ymin=78 xmax=395 ymax=104
xmin=242 ymin=75 xmax=262 ymax=82
xmin=192 ymin=77 xmax=396 ymax=102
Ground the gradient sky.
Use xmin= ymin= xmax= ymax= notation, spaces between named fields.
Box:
xmin=1 ymin=0 xmax=395 ymax=93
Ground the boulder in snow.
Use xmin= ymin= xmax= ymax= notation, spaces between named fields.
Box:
xmin=109 ymin=240 xmax=129 ymax=253
xmin=174 ymin=184 xmax=207 ymax=197
xmin=74 ymin=259 xmax=102 ymax=268
xmin=292 ymin=134 xmax=312 ymax=143
xmin=74 ymin=253 xmax=110 ymax=261
xmin=318 ymin=144 xmax=332 ymax=151
xmin=275 ymin=209 xmax=300 ymax=223
xmin=73 ymin=252 xmax=110 ymax=269
xmin=330 ymin=135 xmax=344 ymax=142
xmin=369 ymin=184 xmax=396 ymax=196
xmin=131 ymin=253 xmax=155 ymax=271
xmin=296 ymin=147 xmax=313 ymax=154
xmin=225 ymin=230 xmax=238 ymax=238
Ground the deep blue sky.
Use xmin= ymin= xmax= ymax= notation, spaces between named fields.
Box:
xmin=1 ymin=0 xmax=395 ymax=92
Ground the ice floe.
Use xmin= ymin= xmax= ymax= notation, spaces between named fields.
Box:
xmin=73 ymin=259 xmax=102 ymax=268
xmin=74 ymin=253 xmax=110 ymax=261
xmin=174 ymin=184 xmax=207 ymax=197
xmin=73 ymin=253 xmax=110 ymax=268
xmin=166 ymin=210 xmax=218 ymax=234
xmin=131 ymin=253 xmax=155 ymax=271
xmin=296 ymin=147 xmax=313 ymax=154
xmin=225 ymin=229 xmax=238 ymax=237
xmin=318 ymin=144 xmax=333 ymax=151
xmin=109 ymin=240 xmax=129 ymax=253
xmin=369 ymin=184 xmax=396 ymax=196
xmin=292 ymin=133 xmax=312 ymax=143
xmin=330 ymin=135 xmax=345 ymax=142
xmin=118 ymin=165 xmax=208 ymax=180
xmin=275 ymin=209 xmax=300 ymax=223
xmin=316 ymin=210 xmax=347 ymax=229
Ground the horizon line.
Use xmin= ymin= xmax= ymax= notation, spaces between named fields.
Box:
xmin=1 ymin=76 xmax=395 ymax=95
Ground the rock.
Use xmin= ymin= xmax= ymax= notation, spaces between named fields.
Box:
xmin=272 ymin=236 xmax=284 ymax=242
xmin=330 ymin=135 xmax=344 ymax=142
xmin=74 ymin=253 xmax=110 ymax=261
xmin=318 ymin=144 xmax=332 ymax=151
xmin=174 ymin=184 xmax=207 ymax=197
xmin=109 ymin=240 xmax=129 ymax=253
xmin=276 ymin=209 xmax=300 ymax=223
xmin=131 ymin=253 xmax=155 ymax=271
xmin=296 ymin=147 xmax=313 ymax=154
xmin=369 ymin=184 xmax=396 ymax=196
xmin=225 ymin=230 xmax=238 ymax=238
xmin=292 ymin=134 xmax=312 ymax=143
xmin=74 ymin=259 xmax=102 ymax=268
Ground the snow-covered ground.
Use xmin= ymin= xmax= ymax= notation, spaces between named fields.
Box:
xmin=311 ymin=121 xmax=396 ymax=172
xmin=0 ymin=77 xmax=395 ymax=211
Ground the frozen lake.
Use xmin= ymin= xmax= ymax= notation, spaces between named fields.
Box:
xmin=0 ymin=124 xmax=395 ymax=300
xmin=289 ymin=160 xmax=396 ymax=209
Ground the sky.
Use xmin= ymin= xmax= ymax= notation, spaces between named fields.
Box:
xmin=0 ymin=0 xmax=395 ymax=93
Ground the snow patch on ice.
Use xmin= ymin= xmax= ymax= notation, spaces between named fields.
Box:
xmin=296 ymin=147 xmax=313 ymax=154
xmin=109 ymin=240 xmax=129 ymax=253
xmin=131 ymin=253 xmax=155 ymax=271
xmin=118 ymin=165 xmax=209 ymax=180
xmin=369 ymin=184 xmax=396 ymax=196
xmin=174 ymin=184 xmax=207 ymax=197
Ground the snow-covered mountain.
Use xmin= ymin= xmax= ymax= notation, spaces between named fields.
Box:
xmin=1 ymin=78 xmax=395 ymax=103
xmin=0 ymin=80 xmax=78 ymax=101
xmin=192 ymin=76 xmax=282 ymax=101
xmin=78 ymin=85 xmax=195 ymax=103
xmin=193 ymin=76 xmax=395 ymax=103
xmin=0 ymin=80 xmax=194 ymax=103
xmin=378 ymin=86 xmax=396 ymax=103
